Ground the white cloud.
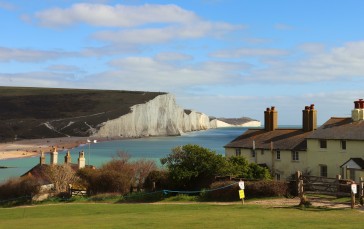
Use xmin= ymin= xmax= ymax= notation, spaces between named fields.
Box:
xmin=93 ymin=21 xmax=241 ymax=45
xmin=0 ymin=47 xmax=72 ymax=62
xmin=211 ymin=47 xmax=289 ymax=58
xmin=274 ymin=23 xmax=293 ymax=30
xmin=0 ymin=72 xmax=77 ymax=88
xmin=91 ymin=56 xmax=250 ymax=92
xmin=155 ymin=52 xmax=193 ymax=62
xmin=233 ymin=40 xmax=364 ymax=83
xmin=0 ymin=1 xmax=15 ymax=11
xmin=35 ymin=3 xmax=199 ymax=28
xmin=177 ymin=90 xmax=363 ymax=124
xmin=298 ymin=43 xmax=325 ymax=54
xmin=35 ymin=3 xmax=243 ymax=45
xmin=46 ymin=64 xmax=83 ymax=72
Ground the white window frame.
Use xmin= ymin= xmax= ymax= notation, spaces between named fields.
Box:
xmin=320 ymin=165 xmax=327 ymax=177
xmin=341 ymin=140 xmax=346 ymax=151
xmin=235 ymin=148 xmax=241 ymax=157
xmin=276 ymin=150 xmax=281 ymax=160
xmin=319 ymin=139 xmax=327 ymax=149
xmin=251 ymin=149 xmax=256 ymax=158
xmin=291 ymin=151 xmax=299 ymax=161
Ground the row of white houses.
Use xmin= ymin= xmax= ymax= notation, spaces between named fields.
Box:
xmin=225 ymin=100 xmax=364 ymax=183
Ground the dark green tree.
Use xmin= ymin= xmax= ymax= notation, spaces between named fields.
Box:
xmin=161 ymin=144 xmax=227 ymax=190
xmin=225 ymin=156 xmax=271 ymax=179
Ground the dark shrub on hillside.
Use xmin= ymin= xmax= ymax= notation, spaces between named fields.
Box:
xmin=200 ymin=181 xmax=240 ymax=201
xmin=0 ymin=176 xmax=39 ymax=201
xmin=144 ymin=170 xmax=170 ymax=191
xmin=201 ymin=180 xmax=289 ymax=201
xmin=77 ymin=166 xmax=131 ymax=195
xmin=245 ymin=180 xmax=289 ymax=198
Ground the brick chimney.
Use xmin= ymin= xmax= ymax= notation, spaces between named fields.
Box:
xmin=352 ymin=99 xmax=364 ymax=121
xmin=264 ymin=106 xmax=278 ymax=131
xmin=302 ymin=104 xmax=317 ymax=132
xmin=78 ymin=151 xmax=86 ymax=169
xmin=64 ymin=151 xmax=71 ymax=164
xmin=50 ymin=147 xmax=58 ymax=165
xmin=39 ymin=151 xmax=45 ymax=165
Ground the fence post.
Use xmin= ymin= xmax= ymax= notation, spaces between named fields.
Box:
xmin=351 ymin=183 xmax=355 ymax=209
xmin=360 ymin=177 xmax=364 ymax=205
xmin=296 ymin=171 xmax=304 ymax=204
xmin=336 ymin=174 xmax=341 ymax=196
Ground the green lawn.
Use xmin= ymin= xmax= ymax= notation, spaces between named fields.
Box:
xmin=0 ymin=203 xmax=363 ymax=229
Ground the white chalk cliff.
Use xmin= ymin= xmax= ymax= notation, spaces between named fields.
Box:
xmin=94 ymin=94 xmax=210 ymax=138
xmin=93 ymin=93 xmax=260 ymax=138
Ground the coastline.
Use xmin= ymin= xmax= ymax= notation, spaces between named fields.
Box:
xmin=0 ymin=135 xmax=158 ymax=161
xmin=0 ymin=137 xmax=98 ymax=160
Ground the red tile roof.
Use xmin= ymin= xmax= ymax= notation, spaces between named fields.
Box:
xmin=306 ymin=117 xmax=364 ymax=140
xmin=225 ymin=128 xmax=311 ymax=151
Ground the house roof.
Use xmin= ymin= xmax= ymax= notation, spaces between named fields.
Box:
xmin=21 ymin=163 xmax=94 ymax=184
xmin=224 ymin=128 xmax=310 ymax=151
xmin=340 ymin=158 xmax=364 ymax=169
xmin=306 ymin=117 xmax=364 ymax=140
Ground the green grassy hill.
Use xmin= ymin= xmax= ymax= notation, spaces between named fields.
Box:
xmin=0 ymin=86 xmax=165 ymax=141
xmin=0 ymin=203 xmax=362 ymax=229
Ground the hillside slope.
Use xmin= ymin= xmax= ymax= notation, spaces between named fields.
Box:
xmin=0 ymin=87 xmax=165 ymax=141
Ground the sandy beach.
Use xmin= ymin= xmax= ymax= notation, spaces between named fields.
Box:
xmin=0 ymin=137 xmax=92 ymax=160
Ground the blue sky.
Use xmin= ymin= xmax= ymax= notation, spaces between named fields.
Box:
xmin=1 ymin=0 xmax=364 ymax=125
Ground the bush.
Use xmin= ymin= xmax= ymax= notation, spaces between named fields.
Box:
xmin=245 ymin=180 xmax=289 ymax=198
xmin=200 ymin=181 xmax=239 ymax=201
xmin=144 ymin=170 xmax=170 ymax=191
xmin=200 ymin=180 xmax=289 ymax=201
xmin=0 ymin=176 xmax=39 ymax=202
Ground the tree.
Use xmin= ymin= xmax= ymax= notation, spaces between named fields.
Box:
xmin=43 ymin=164 xmax=77 ymax=193
xmin=161 ymin=144 xmax=227 ymax=190
xmin=225 ymin=156 xmax=271 ymax=180
xmin=131 ymin=159 xmax=157 ymax=191
xmin=77 ymin=153 xmax=157 ymax=195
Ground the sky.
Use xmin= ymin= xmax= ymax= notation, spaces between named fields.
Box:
xmin=1 ymin=0 xmax=364 ymax=125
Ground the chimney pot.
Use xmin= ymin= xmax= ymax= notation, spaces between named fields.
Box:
xmin=271 ymin=106 xmax=275 ymax=111
xmin=310 ymin=104 xmax=315 ymax=110
xmin=354 ymin=101 xmax=360 ymax=109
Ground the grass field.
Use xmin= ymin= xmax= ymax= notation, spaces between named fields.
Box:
xmin=0 ymin=203 xmax=363 ymax=229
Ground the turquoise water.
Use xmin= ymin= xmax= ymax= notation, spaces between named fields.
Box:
xmin=0 ymin=127 xmax=247 ymax=183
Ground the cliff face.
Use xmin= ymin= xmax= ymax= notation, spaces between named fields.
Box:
xmin=0 ymin=86 xmax=260 ymax=141
xmin=94 ymin=94 xmax=211 ymax=138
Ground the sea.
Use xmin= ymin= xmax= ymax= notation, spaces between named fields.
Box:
xmin=0 ymin=127 xmax=248 ymax=183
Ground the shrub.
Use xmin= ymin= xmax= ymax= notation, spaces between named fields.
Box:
xmin=0 ymin=176 xmax=39 ymax=202
xmin=200 ymin=180 xmax=289 ymax=201
xmin=144 ymin=170 xmax=170 ymax=191
xmin=200 ymin=181 xmax=239 ymax=201
xmin=77 ymin=156 xmax=157 ymax=195
xmin=161 ymin=144 xmax=227 ymax=190
xmin=244 ymin=180 xmax=289 ymax=198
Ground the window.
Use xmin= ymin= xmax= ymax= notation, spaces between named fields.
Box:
xmin=291 ymin=151 xmax=299 ymax=161
xmin=350 ymin=170 xmax=355 ymax=181
xmin=261 ymin=149 xmax=264 ymax=155
xmin=251 ymin=149 xmax=256 ymax=158
xmin=276 ymin=150 xmax=281 ymax=160
xmin=319 ymin=139 xmax=327 ymax=149
xmin=320 ymin=165 xmax=327 ymax=177
xmin=341 ymin=140 xmax=346 ymax=150
xmin=235 ymin=148 xmax=241 ymax=157
xmin=276 ymin=173 xmax=281 ymax=181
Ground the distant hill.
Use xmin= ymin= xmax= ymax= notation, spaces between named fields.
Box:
xmin=0 ymin=86 xmax=165 ymax=141
xmin=216 ymin=117 xmax=258 ymax=125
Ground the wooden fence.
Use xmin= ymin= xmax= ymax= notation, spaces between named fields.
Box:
xmin=295 ymin=171 xmax=364 ymax=208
